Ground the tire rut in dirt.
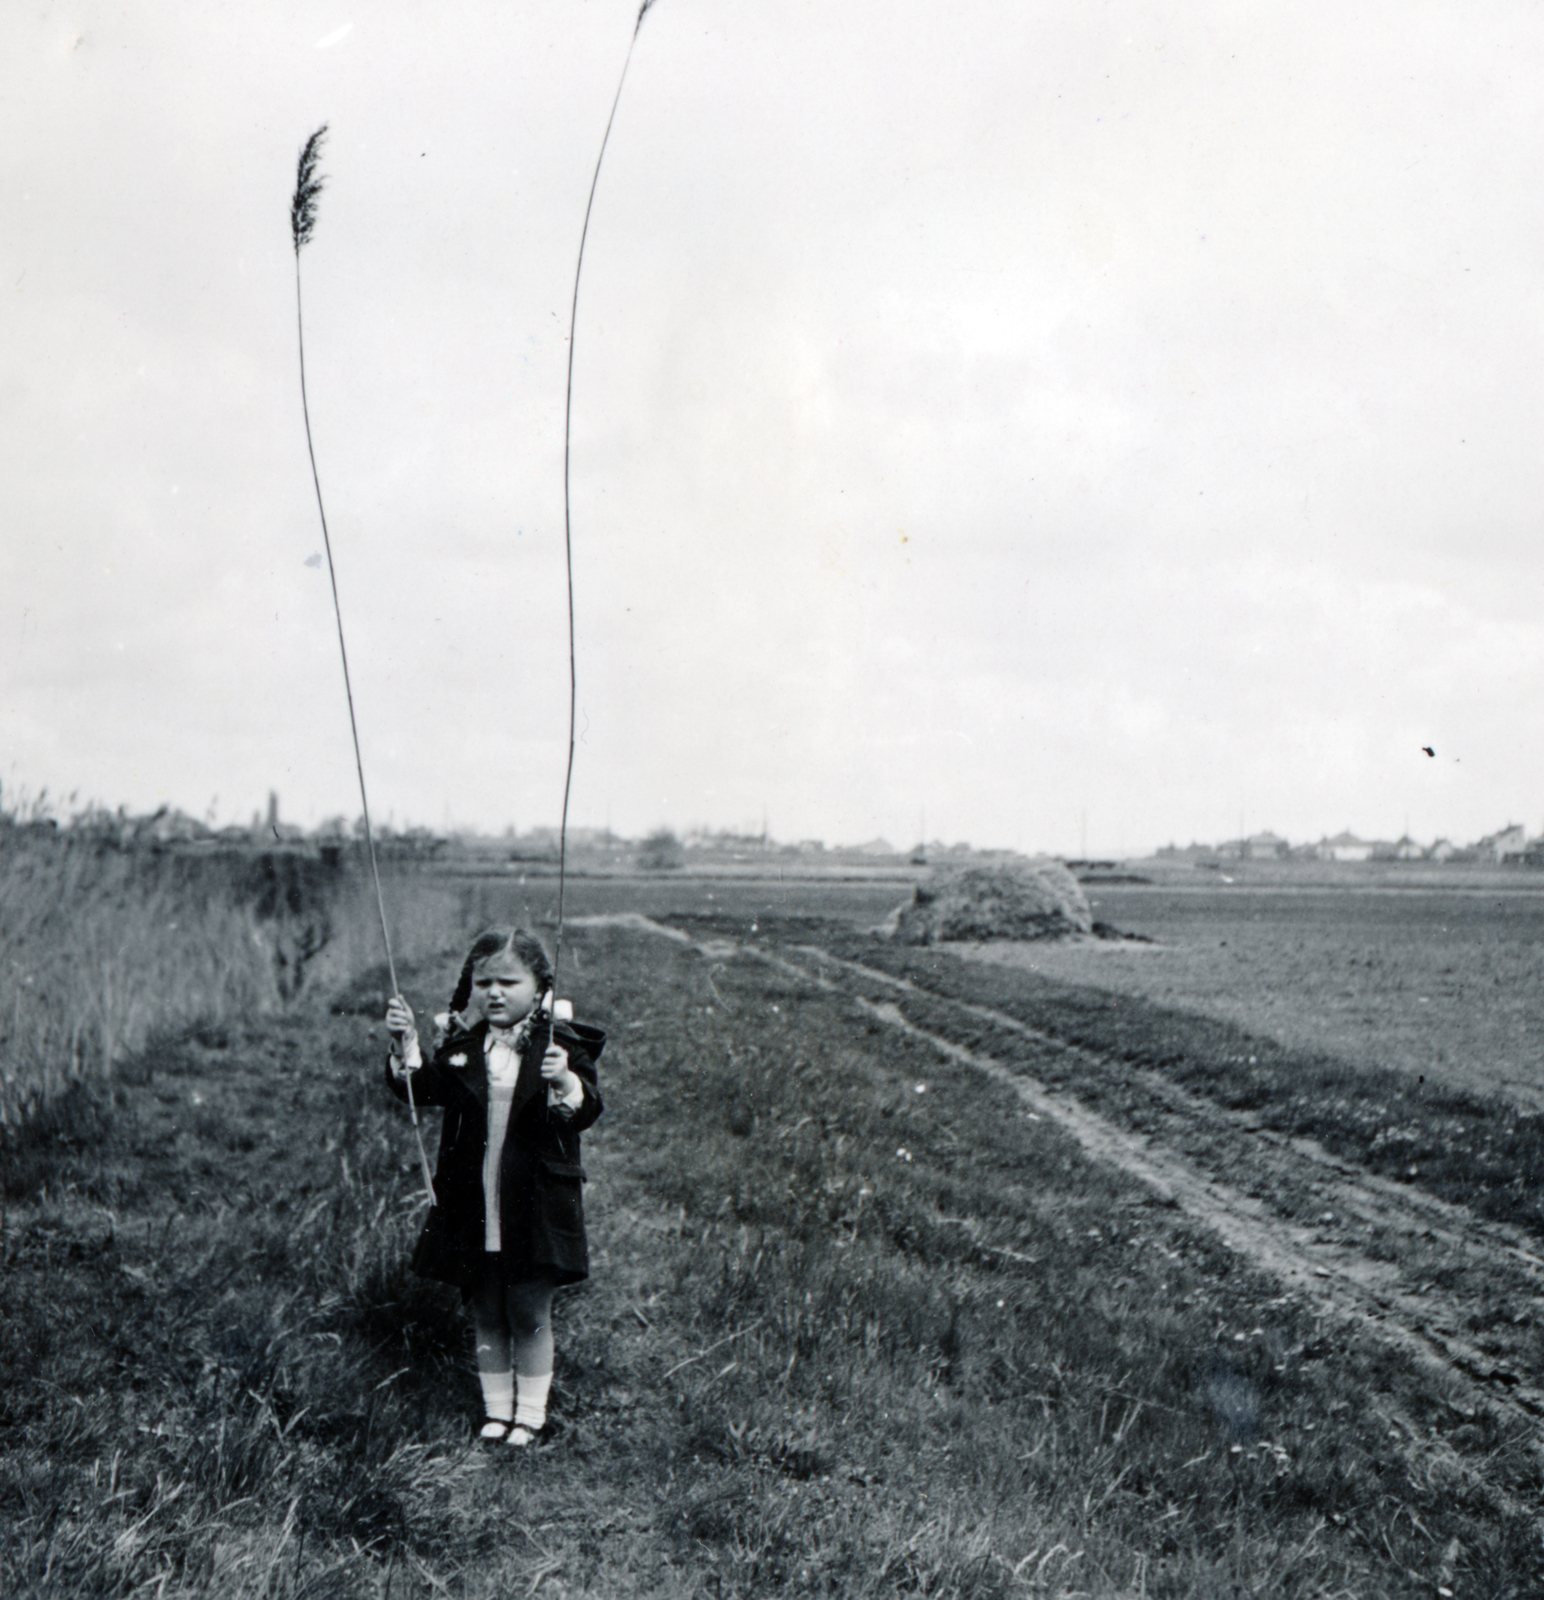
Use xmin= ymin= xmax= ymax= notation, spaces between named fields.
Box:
xmin=760 ymin=940 xmax=1544 ymax=1427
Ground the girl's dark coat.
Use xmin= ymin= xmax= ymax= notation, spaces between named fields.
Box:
xmin=386 ymin=1016 xmax=604 ymax=1286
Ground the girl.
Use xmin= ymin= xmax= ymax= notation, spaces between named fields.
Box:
xmin=385 ymin=927 xmax=604 ymax=1446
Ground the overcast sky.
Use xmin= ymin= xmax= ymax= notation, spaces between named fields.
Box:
xmin=6 ymin=1 xmax=1544 ymax=855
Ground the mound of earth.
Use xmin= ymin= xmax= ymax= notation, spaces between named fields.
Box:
xmin=889 ymin=859 xmax=1093 ymax=945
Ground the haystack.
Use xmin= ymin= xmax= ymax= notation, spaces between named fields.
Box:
xmin=889 ymin=858 xmax=1092 ymax=945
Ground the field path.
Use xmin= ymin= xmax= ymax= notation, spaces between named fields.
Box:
xmin=781 ymin=944 xmax=1544 ymax=1423
xmin=575 ymin=916 xmax=1544 ymax=1431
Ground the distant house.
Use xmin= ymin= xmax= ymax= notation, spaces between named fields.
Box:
xmin=1491 ymin=827 xmax=1544 ymax=868
xmin=1392 ymin=836 xmax=1425 ymax=861
xmin=852 ymin=838 xmax=899 ymax=857
xmin=1427 ymin=838 xmax=1457 ymax=862
xmin=1244 ymin=831 xmax=1287 ymax=860
xmin=1317 ymin=832 xmax=1373 ymax=862
xmin=136 ymin=807 xmax=208 ymax=846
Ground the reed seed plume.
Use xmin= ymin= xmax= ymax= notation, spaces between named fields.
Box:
xmin=553 ymin=0 xmax=662 ymax=993
xmin=290 ymin=125 xmax=327 ymax=254
xmin=289 ymin=123 xmax=436 ymax=1205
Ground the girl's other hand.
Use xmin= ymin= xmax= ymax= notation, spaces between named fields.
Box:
xmin=539 ymin=1043 xmax=577 ymax=1096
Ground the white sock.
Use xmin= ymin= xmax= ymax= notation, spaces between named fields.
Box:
xmin=479 ymin=1369 xmax=514 ymax=1423
xmin=514 ymin=1371 xmax=552 ymax=1431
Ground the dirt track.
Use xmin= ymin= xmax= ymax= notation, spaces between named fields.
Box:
xmin=579 ymin=916 xmax=1544 ymax=1438
xmin=802 ymin=950 xmax=1544 ymax=1400
xmin=786 ymin=944 xmax=1544 ymax=1419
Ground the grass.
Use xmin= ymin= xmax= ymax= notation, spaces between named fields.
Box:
xmin=0 ymin=831 xmax=283 ymax=1133
xmin=0 ymin=826 xmax=471 ymax=1140
xmin=772 ymin=927 xmax=1544 ymax=1246
xmin=4 ymin=895 xmax=1543 ymax=1596
xmin=1007 ymin=881 xmax=1544 ymax=1108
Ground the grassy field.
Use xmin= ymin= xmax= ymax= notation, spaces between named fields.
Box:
xmin=1016 ymin=876 xmax=1544 ymax=1108
xmin=0 ymin=831 xmax=479 ymax=1139
xmin=5 ymin=863 xmax=1544 ymax=1595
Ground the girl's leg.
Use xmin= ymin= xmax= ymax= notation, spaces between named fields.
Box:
xmin=471 ymin=1267 xmax=515 ymax=1435
xmin=506 ymin=1273 xmax=557 ymax=1437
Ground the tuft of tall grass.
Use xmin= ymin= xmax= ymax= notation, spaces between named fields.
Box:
xmin=0 ymin=833 xmax=280 ymax=1131
xmin=0 ymin=827 xmax=468 ymax=1139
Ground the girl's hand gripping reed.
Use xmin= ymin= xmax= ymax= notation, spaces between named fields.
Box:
xmin=536 ymin=991 xmax=579 ymax=1102
xmin=539 ymin=1043 xmax=576 ymax=1098
xmin=385 ymin=996 xmax=421 ymax=1070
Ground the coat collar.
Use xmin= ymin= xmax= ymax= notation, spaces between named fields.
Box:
xmin=445 ymin=1017 xmax=544 ymax=1111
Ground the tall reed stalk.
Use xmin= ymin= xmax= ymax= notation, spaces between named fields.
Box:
xmin=553 ymin=0 xmax=660 ymax=993
xmin=290 ymin=126 xmax=436 ymax=1205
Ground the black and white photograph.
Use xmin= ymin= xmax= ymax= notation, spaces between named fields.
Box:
xmin=6 ymin=2 xmax=1544 ymax=1593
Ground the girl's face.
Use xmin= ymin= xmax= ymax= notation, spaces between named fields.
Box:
xmin=471 ymin=951 xmax=540 ymax=1027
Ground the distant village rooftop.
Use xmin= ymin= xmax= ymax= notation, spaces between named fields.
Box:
xmin=8 ymin=784 xmax=1544 ymax=870
xmin=1157 ymin=823 xmax=1544 ymax=865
